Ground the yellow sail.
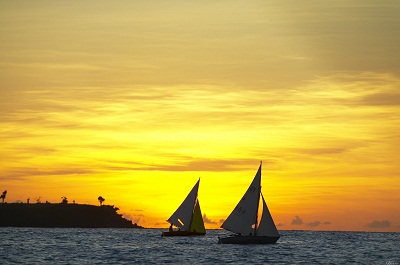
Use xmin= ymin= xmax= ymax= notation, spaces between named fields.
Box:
xmin=189 ymin=200 xmax=206 ymax=233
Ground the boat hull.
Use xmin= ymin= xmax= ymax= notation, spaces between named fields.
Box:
xmin=218 ymin=235 xmax=279 ymax=244
xmin=162 ymin=231 xmax=206 ymax=237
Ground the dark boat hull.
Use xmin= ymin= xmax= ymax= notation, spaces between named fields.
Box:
xmin=218 ymin=235 xmax=279 ymax=244
xmin=162 ymin=231 xmax=206 ymax=237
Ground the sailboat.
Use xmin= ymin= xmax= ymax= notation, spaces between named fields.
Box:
xmin=218 ymin=162 xmax=280 ymax=244
xmin=162 ymin=179 xmax=206 ymax=236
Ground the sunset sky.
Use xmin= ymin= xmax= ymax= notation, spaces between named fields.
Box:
xmin=1 ymin=1 xmax=399 ymax=232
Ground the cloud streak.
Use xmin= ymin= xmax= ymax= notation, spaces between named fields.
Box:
xmin=360 ymin=92 xmax=400 ymax=106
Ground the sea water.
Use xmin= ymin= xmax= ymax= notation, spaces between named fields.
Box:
xmin=0 ymin=228 xmax=399 ymax=264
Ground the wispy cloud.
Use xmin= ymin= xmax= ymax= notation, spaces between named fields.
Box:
xmin=293 ymin=148 xmax=348 ymax=156
xmin=136 ymin=159 xmax=267 ymax=172
xmin=1 ymin=168 xmax=94 ymax=181
xmin=360 ymin=92 xmax=400 ymax=106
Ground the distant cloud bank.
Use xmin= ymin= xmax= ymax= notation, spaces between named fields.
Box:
xmin=367 ymin=220 xmax=391 ymax=229
xmin=291 ymin=216 xmax=332 ymax=227
xmin=202 ymin=214 xmax=218 ymax=224
xmin=307 ymin=221 xmax=321 ymax=227
xmin=291 ymin=215 xmax=303 ymax=225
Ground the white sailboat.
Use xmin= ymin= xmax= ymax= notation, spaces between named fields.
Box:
xmin=162 ymin=179 xmax=206 ymax=236
xmin=218 ymin=162 xmax=280 ymax=244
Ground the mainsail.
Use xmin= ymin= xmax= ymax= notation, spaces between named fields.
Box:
xmin=256 ymin=193 xmax=279 ymax=237
xmin=167 ymin=179 xmax=202 ymax=231
xmin=221 ymin=165 xmax=262 ymax=235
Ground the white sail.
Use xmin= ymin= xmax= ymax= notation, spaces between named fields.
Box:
xmin=167 ymin=179 xmax=199 ymax=231
xmin=221 ymin=165 xmax=261 ymax=235
xmin=256 ymin=193 xmax=279 ymax=237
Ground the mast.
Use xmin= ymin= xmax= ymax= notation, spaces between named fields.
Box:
xmin=167 ymin=179 xmax=200 ymax=230
xmin=221 ymin=163 xmax=262 ymax=235
xmin=253 ymin=161 xmax=262 ymax=236
xmin=188 ymin=198 xmax=197 ymax=230
xmin=188 ymin=178 xmax=200 ymax=230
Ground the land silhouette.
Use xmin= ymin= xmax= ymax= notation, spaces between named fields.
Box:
xmin=0 ymin=202 xmax=143 ymax=228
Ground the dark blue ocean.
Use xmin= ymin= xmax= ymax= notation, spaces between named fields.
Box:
xmin=1 ymin=228 xmax=399 ymax=264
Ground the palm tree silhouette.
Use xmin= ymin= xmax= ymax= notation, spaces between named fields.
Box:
xmin=98 ymin=196 xmax=105 ymax=206
xmin=61 ymin=196 xmax=68 ymax=204
xmin=0 ymin=190 xmax=7 ymax=203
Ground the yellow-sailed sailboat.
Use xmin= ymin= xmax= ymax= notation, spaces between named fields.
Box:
xmin=162 ymin=179 xmax=206 ymax=236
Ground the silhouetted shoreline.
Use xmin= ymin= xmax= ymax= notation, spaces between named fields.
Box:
xmin=0 ymin=203 xmax=143 ymax=228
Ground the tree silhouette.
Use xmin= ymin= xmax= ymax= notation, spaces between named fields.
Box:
xmin=1 ymin=190 xmax=7 ymax=203
xmin=61 ymin=196 xmax=68 ymax=204
xmin=35 ymin=197 xmax=42 ymax=204
xmin=98 ymin=196 xmax=105 ymax=206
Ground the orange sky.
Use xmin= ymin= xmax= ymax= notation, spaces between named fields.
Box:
xmin=1 ymin=1 xmax=399 ymax=232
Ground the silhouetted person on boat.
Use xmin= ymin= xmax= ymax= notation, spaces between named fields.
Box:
xmin=169 ymin=224 xmax=173 ymax=232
